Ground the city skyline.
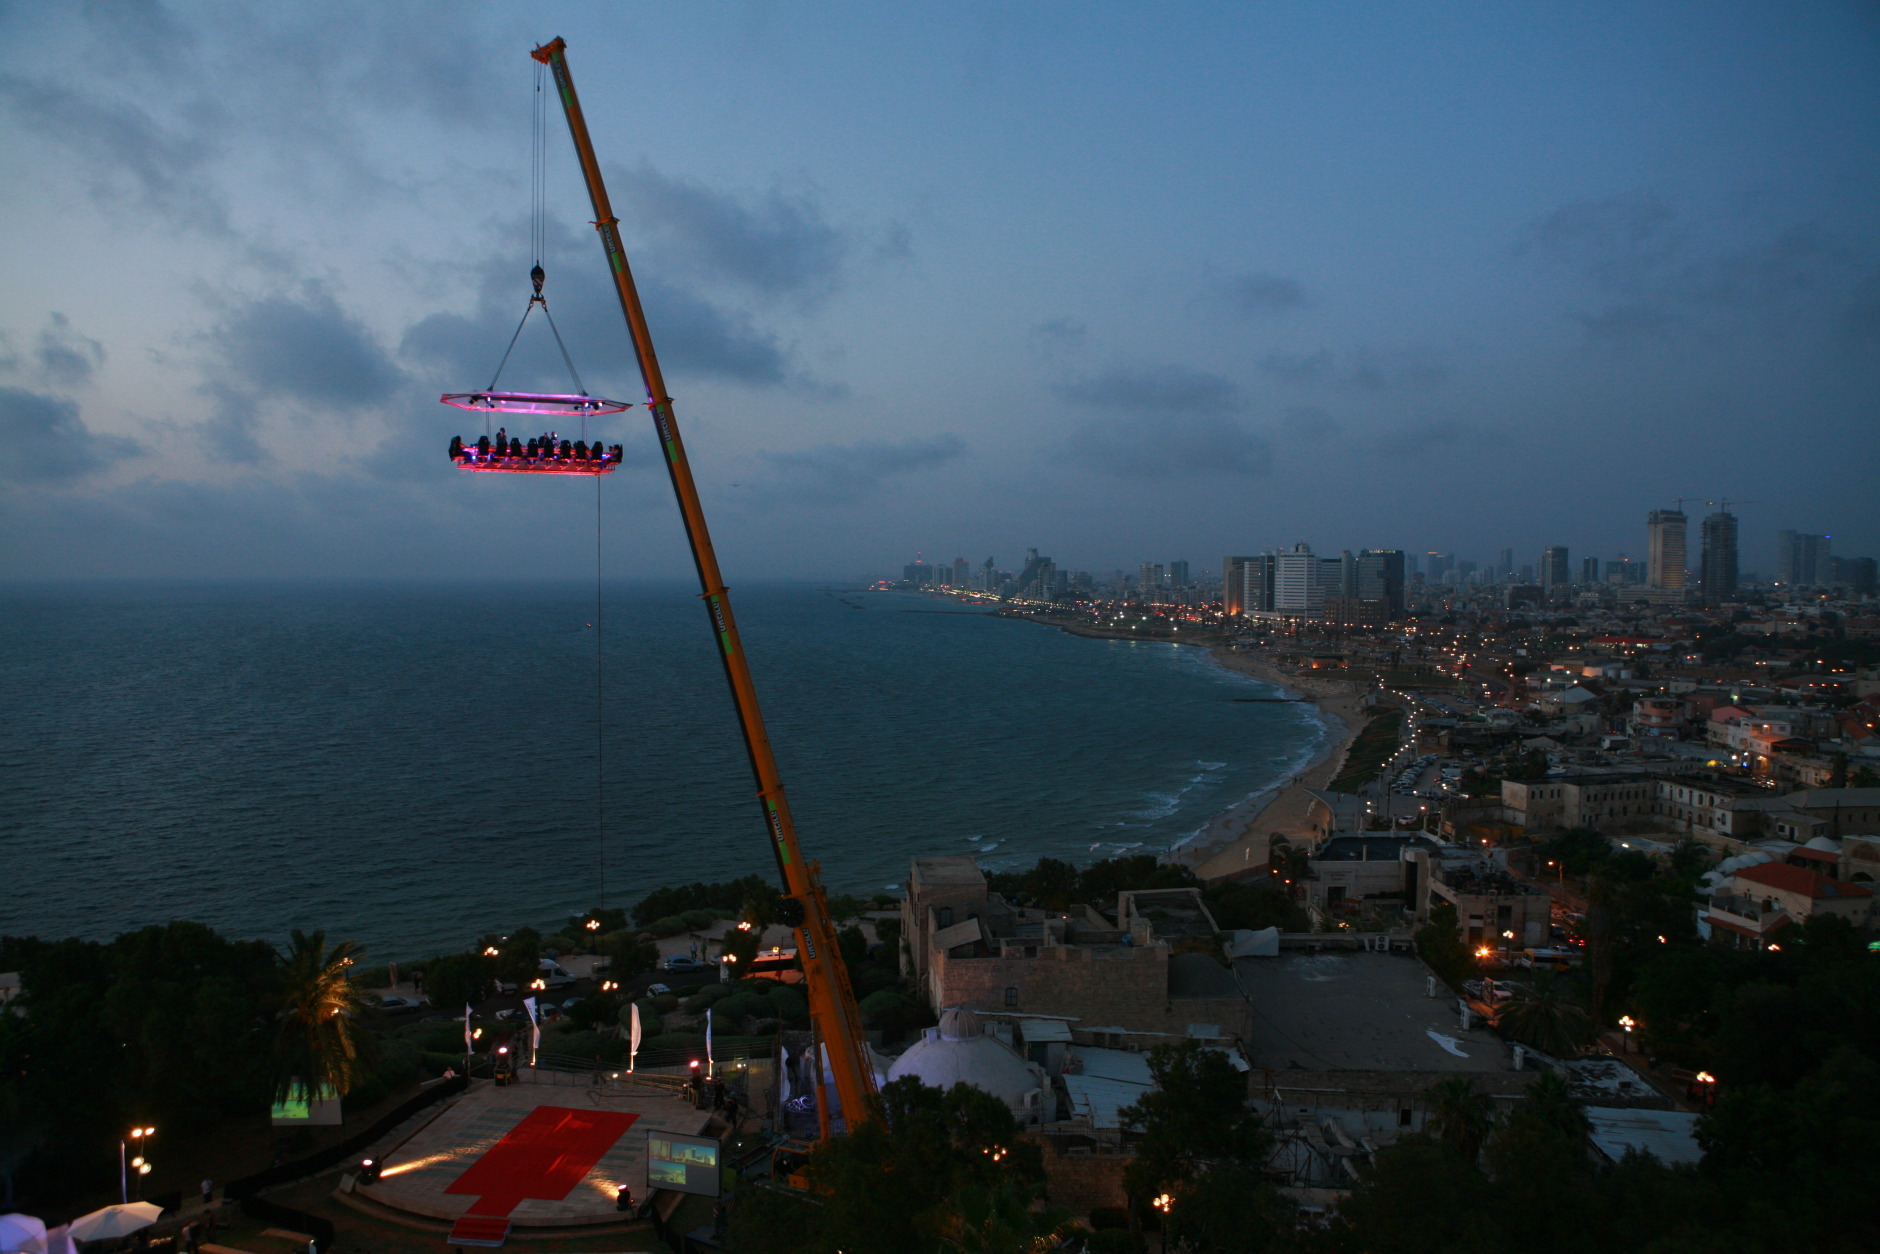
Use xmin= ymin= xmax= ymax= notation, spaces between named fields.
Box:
xmin=3 ymin=4 xmax=1877 ymax=582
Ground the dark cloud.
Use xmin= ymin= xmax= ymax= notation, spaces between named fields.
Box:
xmin=1056 ymin=364 xmax=1242 ymax=415
xmin=1259 ymin=348 xmax=1444 ymax=390
xmin=1576 ymin=304 xmax=1679 ymax=346
xmin=757 ymin=435 xmax=966 ymax=505
xmin=194 ymin=382 xmax=271 ymax=466
xmin=1278 ymin=406 xmax=1341 ymax=439
xmin=0 ymin=387 xmax=139 ymax=483
xmin=0 ymin=76 xmax=228 ymax=236
xmin=619 ymin=162 xmax=849 ymax=303
xmin=1518 ymin=193 xmax=1688 ymax=292
xmin=36 ymin=313 xmax=106 ymax=387
xmin=213 ymin=286 xmax=404 ymax=407
xmin=400 ymin=223 xmax=813 ymax=392
xmin=1215 ymin=272 xmax=1307 ymax=316
xmin=1066 ymin=413 xmax=1271 ymax=479
xmin=1374 ymin=417 xmax=1476 ymax=458
xmin=1028 ymin=318 xmax=1087 ymax=357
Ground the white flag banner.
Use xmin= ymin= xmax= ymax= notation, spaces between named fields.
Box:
xmin=706 ymin=1006 xmax=714 ymax=1077
xmin=524 ymin=996 xmax=538 ymax=1020
xmin=463 ymin=1003 xmax=473 ymax=1054
xmin=629 ymin=1002 xmax=642 ymax=1072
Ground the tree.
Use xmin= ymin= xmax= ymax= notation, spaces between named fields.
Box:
xmin=1496 ymin=970 xmax=1594 ymax=1058
xmin=1425 ymin=1077 xmax=1493 ymax=1163
xmin=273 ymin=929 xmax=370 ymax=1103
xmin=729 ymin=1078 xmax=1045 ymax=1254
xmin=1119 ymin=1040 xmax=1272 ymax=1243
xmin=1415 ymin=901 xmax=1474 ymax=988
xmin=601 ymin=931 xmax=659 ymax=981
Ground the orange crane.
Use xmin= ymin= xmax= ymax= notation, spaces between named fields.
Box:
xmin=530 ymin=37 xmax=878 ymax=1134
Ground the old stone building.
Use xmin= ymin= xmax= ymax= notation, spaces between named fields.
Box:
xmin=899 ymin=856 xmax=1252 ymax=1047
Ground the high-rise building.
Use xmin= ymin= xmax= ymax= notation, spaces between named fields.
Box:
xmin=1581 ymin=557 xmax=1600 ymax=585
xmin=1776 ymin=531 xmax=1832 ymax=587
xmin=903 ymin=561 xmax=931 ymax=585
xmin=1700 ymin=511 xmax=1739 ymax=605
xmin=1138 ymin=563 xmax=1165 ymax=593
xmin=1540 ymin=546 xmax=1570 ymax=596
xmin=979 ymin=556 xmax=996 ymax=591
xmin=1167 ymin=560 xmax=1190 ymax=587
xmin=1425 ymin=552 xmax=1455 ymax=583
xmin=1498 ymin=548 xmax=1515 ymax=580
xmin=952 ymin=557 xmax=971 ymax=587
xmin=1832 ymin=555 xmax=1877 ymax=594
xmin=1647 ymin=509 xmax=1688 ymax=592
xmin=1356 ymin=549 xmax=1407 ymax=618
xmin=1223 ymin=556 xmax=1259 ymax=615
xmin=1241 ymin=555 xmax=1276 ymax=613
xmin=1273 ymin=544 xmax=1323 ymax=617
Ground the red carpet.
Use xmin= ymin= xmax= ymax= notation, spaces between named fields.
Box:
xmin=447 ymin=1216 xmax=512 ymax=1247
xmin=446 ymin=1105 xmax=639 ymax=1217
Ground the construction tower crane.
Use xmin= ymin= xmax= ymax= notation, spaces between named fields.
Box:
xmin=530 ymin=37 xmax=878 ymax=1132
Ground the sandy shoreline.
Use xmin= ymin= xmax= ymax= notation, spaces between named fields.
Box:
xmin=997 ymin=610 xmax=1372 ymax=883
xmin=1173 ymin=646 xmax=1371 ymax=882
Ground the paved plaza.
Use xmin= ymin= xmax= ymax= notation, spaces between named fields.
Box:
xmin=356 ymin=1077 xmax=714 ymax=1227
xmin=1233 ymin=952 xmax=1508 ymax=1073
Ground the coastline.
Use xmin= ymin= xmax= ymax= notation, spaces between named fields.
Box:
xmin=1173 ymin=646 xmax=1370 ymax=882
xmin=994 ymin=607 xmax=1370 ymax=882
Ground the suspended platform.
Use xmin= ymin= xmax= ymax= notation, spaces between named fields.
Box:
xmin=450 ymin=431 xmax=625 ymax=475
xmin=441 ymin=390 xmax=631 ymax=418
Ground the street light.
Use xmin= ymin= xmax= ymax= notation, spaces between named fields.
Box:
xmin=121 ymin=1126 xmax=155 ymax=1203
xmin=1618 ymin=1015 xmax=1635 ymax=1053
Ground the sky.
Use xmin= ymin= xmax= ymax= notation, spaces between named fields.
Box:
xmin=2 ymin=1 xmax=1877 ymax=583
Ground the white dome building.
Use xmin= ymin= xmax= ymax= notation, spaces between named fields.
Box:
xmin=887 ymin=1007 xmax=1047 ymax=1122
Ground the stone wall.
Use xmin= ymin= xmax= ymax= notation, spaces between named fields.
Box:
xmin=932 ymin=941 xmax=1170 ymax=1030
xmin=1031 ymin=1140 xmax=1129 ymax=1214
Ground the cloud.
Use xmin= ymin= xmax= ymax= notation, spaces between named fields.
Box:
xmin=638 ymin=277 xmax=795 ymax=387
xmin=0 ymin=75 xmax=229 ymax=236
xmin=1054 ymin=364 xmax=1269 ymax=476
xmin=0 ymin=387 xmax=139 ymax=483
xmin=212 ymin=285 xmax=405 ymax=407
xmin=1373 ymin=417 xmax=1476 ymax=458
xmin=756 ymin=435 xmax=966 ymax=505
xmin=1278 ymin=406 xmax=1341 ymax=439
xmin=619 ymin=162 xmax=850 ymax=303
xmin=1213 ymin=272 xmax=1307 ymax=316
xmin=1067 ymin=413 xmax=1271 ymax=478
xmin=1517 ymin=193 xmax=1688 ymax=292
xmin=1576 ymin=304 xmax=1679 ymax=346
xmin=1028 ymin=318 xmax=1087 ymax=357
xmin=1259 ymin=348 xmax=1445 ymax=390
xmin=1056 ymin=364 xmax=1243 ymax=415
xmin=36 ymin=313 xmax=106 ymax=387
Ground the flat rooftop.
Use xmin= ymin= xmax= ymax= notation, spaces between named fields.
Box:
xmin=1233 ymin=952 xmax=1507 ymax=1073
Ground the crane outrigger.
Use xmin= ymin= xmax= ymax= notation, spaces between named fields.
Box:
xmin=530 ymin=36 xmax=879 ymax=1134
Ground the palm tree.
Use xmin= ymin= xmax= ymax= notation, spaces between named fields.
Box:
xmin=1425 ymin=1077 xmax=1493 ymax=1162
xmin=274 ymin=929 xmax=368 ymax=1103
xmin=1268 ymin=835 xmax=1312 ymax=898
xmin=1519 ymin=1071 xmax=1590 ymax=1144
xmin=1496 ymin=970 xmax=1594 ymax=1059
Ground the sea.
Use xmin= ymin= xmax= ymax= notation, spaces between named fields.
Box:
xmin=0 ymin=582 xmax=1327 ymax=961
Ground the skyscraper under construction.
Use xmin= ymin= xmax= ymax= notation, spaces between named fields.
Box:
xmin=1700 ymin=510 xmax=1739 ymax=605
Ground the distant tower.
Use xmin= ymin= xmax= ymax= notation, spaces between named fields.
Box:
xmin=1700 ymin=511 xmax=1739 ymax=605
xmin=1647 ymin=509 xmax=1688 ymax=592
xmin=1167 ymin=560 xmax=1190 ymax=587
xmin=1223 ymin=556 xmax=1258 ymax=616
xmin=1540 ymin=546 xmax=1570 ymax=597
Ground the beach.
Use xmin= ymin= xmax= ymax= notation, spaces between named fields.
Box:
xmin=1173 ymin=646 xmax=1371 ymax=882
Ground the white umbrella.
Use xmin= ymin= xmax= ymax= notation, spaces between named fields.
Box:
xmin=0 ymin=1214 xmax=47 ymax=1254
xmin=65 ymin=1205 xmax=162 ymax=1243
xmin=42 ymin=1227 xmax=75 ymax=1254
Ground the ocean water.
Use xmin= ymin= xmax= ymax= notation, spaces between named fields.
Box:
xmin=0 ymin=582 xmax=1325 ymax=960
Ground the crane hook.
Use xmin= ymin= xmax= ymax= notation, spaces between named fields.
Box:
xmin=530 ymin=264 xmax=546 ymax=300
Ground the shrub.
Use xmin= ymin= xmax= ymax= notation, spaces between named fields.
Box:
xmin=684 ymin=985 xmax=734 ymax=1015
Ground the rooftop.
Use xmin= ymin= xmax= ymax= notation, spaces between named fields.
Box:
xmin=1732 ymin=862 xmax=1872 ymax=900
xmin=1585 ymin=1107 xmax=1702 ymax=1166
xmin=1231 ymin=952 xmax=1506 ymax=1073
xmin=911 ymin=856 xmax=988 ymax=887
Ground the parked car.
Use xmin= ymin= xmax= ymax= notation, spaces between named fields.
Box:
xmin=661 ymin=955 xmax=708 ymax=972
xmin=375 ymin=996 xmax=424 ymax=1011
xmin=646 ymin=983 xmax=671 ymax=996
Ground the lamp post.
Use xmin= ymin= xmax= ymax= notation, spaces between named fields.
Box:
xmin=1618 ymin=1014 xmax=1635 ymax=1053
xmin=120 ymin=1126 xmax=155 ymax=1203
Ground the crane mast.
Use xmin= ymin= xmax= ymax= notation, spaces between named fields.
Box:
xmin=530 ymin=37 xmax=878 ymax=1131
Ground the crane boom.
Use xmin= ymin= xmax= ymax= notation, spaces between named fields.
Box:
xmin=531 ymin=37 xmax=877 ymax=1131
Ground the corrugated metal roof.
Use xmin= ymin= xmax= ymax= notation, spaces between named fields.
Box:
xmin=1585 ymin=1107 xmax=1702 ymax=1166
xmin=1020 ymin=1019 xmax=1073 ymax=1043
xmin=1062 ymin=1074 xmax=1149 ymax=1130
